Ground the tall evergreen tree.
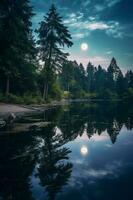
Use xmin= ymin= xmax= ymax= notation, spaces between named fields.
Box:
xmin=107 ymin=57 xmax=122 ymax=91
xmin=116 ymin=72 xmax=125 ymax=95
xmin=125 ymin=70 xmax=133 ymax=88
xmin=37 ymin=4 xmax=73 ymax=100
xmin=0 ymin=0 xmax=36 ymax=95
xmin=59 ymin=61 xmax=74 ymax=92
xmin=86 ymin=62 xmax=96 ymax=92
xmin=95 ymin=65 xmax=107 ymax=93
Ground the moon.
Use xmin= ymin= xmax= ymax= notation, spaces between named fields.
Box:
xmin=80 ymin=145 xmax=88 ymax=155
xmin=81 ymin=43 xmax=88 ymax=51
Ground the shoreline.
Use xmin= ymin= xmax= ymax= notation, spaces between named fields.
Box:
xmin=0 ymin=99 xmax=122 ymax=118
xmin=0 ymin=100 xmax=69 ymax=117
xmin=0 ymin=103 xmax=34 ymax=118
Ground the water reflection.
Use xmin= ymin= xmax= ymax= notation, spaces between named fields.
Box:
xmin=0 ymin=102 xmax=133 ymax=200
xmin=35 ymin=124 xmax=72 ymax=200
xmin=80 ymin=146 xmax=88 ymax=156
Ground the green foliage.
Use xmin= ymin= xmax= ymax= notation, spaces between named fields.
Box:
xmin=37 ymin=4 xmax=73 ymax=100
xmin=97 ymin=90 xmax=118 ymax=100
xmin=123 ymin=88 xmax=133 ymax=102
xmin=22 ymin=93 xmax=44 ymax=105
xmin=0 ymin=93 xmax=24 ymax=104
xmin=0 ymin=93 xmax=44 ymax=105
xmin=49 ymin=83 xmax=62 ymax=101
xmin=0 ymin=0 xmax=37 ymax=95
xmin=59 ymin=58 xmax=133 ymax=100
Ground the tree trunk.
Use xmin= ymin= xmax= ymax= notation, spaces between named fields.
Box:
xmin=6 ymin=75 xmax=10 ymax=96
xmin=46 ymin=83 xmax=49 ymax=100
xmin=43 ymin=44 xmax=52 ymax=101
xmin=43 ymin=81 xmax=49 ymax=101
xmin=67 ymin=83 xmax=69 ymax=92
xmin=43 ymin=81 xmax=47 ymax=100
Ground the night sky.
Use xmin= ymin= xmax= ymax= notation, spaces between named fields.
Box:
xmin=31 ymin=0 xmax=133 ymax=72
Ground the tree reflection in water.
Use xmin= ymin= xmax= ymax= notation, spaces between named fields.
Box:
xmin=0 ymin=101 xmax=133 ymax=199
xmin=34 ymin=124 xmax=73 ymax=200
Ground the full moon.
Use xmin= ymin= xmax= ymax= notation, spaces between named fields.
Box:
xmin=80 ymin=146 xmax=88 ymax=155
xmin=81 ymin=43 xmax=88 ymax=51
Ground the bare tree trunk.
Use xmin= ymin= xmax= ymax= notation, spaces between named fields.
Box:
xmin=6 ymin=75 xmax=10 ymax=96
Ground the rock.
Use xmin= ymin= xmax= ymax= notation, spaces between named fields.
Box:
xmin=5 ymin=113 xmax=16 ymax=124
xmin=0 ymin=120 xmax=6 ymax=128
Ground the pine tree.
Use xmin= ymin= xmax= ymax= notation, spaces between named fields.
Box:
xmin=0 ymin=0 xmax=35 ymax=95
xmin=86 ymin=62 xmax=96 ymax=92
xmin=125 ymin=70 xmax=133 ymax=88
xmin=95 ymin=65 xmax=107 ymax=93
xmin=37 ymin=4 xmax=73 ymax=100
xmin=38 ymin=124 xmax=72 ymax=200
xmin=107 ymin=57 xmax=122 ymax=91
xmin=108 ymin=57 xmax=122 ymax=81
xmin=59 ymin=61 xmax=74 ymax=92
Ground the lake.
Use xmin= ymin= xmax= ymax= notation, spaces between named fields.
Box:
xmin=0 ymin=102 xmax=133 ymax=200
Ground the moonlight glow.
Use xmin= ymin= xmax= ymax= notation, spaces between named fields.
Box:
xmin=81 ymin=43 xmax=88 ymax=51
xmin=80 ymin=146 xmax=88 ymax=155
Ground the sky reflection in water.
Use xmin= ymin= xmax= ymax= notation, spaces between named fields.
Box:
xmin=0 ymin=102 xmax=133 ymax=200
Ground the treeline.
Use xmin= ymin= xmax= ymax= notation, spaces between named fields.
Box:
xmin=0 ymin=1 xmax=133 ymax=103
xmin=59 ymin=57 xmax=133 ymax=100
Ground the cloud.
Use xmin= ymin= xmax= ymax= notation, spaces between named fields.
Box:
xmin=89 ymin=16 xmax=96 ymax=21
xmin=89 ymin=56 xmax=109 ymax=68
xmin=72 ymin=33 xmax=86 ymax=39
xmin=69 ymin=160 xmax=123 ymax=189
xmin=106 ymin=0 xmax=122 ymax=7
xmin=106 ymin=50 xmax=113 ymax=55
xmin=87 ymin=169 xmax=111 ymax=177
xmin=69 ymin=54 xmax=90 ymax=67
xmin=82 ymin=0 xmax=91 ymax=7
xmin=95 ymin=5 xmax=105 ymax=12
xmin=69 ymin=54 xmax=109 ymax=68
xmin=32 ymin=0 xmax=129 ymax=40
xmin=69 ymin=13 xmax=77 ymax=18
xmin=64 ymin=11 xmax=123 ymax=39
xmin=87 ymin=22 xmax=109 ymax=30
xmin=105 ymin=144 xmax=113 ymax=148
xmin=87 ymin=160 xmax=122 ymax=178
xmin=94 ymin=0 xmax=122 ymax=12
xmin=105 ymin=21 xmax=123 ymax=38
xmin=64 ymin=12 xmax=84 ymax=24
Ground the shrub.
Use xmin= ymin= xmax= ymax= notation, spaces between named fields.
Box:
xmin=0 ymin=93 xmax=44 ymax=105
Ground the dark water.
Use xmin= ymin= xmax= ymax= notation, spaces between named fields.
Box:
xmin=0 ymin=102 xmax=133 ymax=200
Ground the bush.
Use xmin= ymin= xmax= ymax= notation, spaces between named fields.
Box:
xmin=49 ymin=83 xmax=62 ymax=100
xmin=0 ymin=93 xmax=44 ymax=105
xmin=0 ymin=93 xmax=24 ymax=104
xmin=63 ymin=91 xmax=70 ymax=99
xmin=22 ymin=93 xmax=45 ymax=104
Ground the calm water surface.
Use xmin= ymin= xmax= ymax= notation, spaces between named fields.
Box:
xmin=0 ymin=102 xmax=133 ymax=200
